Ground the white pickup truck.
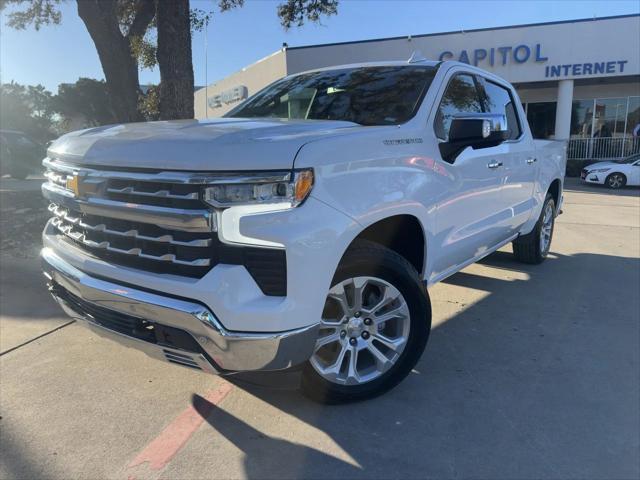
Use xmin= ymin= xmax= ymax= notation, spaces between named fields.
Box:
xmin=42 ymin=60 xmax=565 ymax=403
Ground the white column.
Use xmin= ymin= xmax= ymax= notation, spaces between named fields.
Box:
xmin=554 ymin=79 xmax=574 ymax=140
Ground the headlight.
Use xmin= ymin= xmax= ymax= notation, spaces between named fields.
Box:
xmin=589 ymin=168 xmax=611 ymax=173
xmin=203 ymin=169 xmax=313 ymax=208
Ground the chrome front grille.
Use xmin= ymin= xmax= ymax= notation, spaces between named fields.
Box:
xmin=43 ymin=158 xmax=217 ymax=277
xmin=42 ymin=158 xmax=289 ymax=294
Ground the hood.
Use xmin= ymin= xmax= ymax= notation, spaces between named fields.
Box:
xmin=586 ymin=161 xmax=619 ymax=171
xmin=48 ymin=118 xmax=361 ymax=171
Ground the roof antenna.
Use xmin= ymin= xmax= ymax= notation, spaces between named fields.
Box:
xmin=408 ymin=50 xmax=427 ymax=63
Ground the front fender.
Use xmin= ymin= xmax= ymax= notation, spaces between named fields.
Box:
xmin=293 ymin=133 xmax=440 ymax=280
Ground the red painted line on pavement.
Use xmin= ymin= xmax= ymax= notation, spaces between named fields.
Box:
xmin=127 ymin=382 xmax=234 ymax=472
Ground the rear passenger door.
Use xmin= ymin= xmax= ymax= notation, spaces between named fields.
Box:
xmin=476 ymin=76 xmax=537 ymax=233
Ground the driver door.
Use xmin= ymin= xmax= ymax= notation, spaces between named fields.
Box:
xmin=430 ymin=72 xmax=511 ymax=281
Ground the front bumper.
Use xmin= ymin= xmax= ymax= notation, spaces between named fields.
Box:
xmin=42 ymin=247 xmax=319 ymax=373
xmin=581 ymin=171 xmax=605 ymax=184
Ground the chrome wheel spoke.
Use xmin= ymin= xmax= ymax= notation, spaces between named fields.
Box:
xmin=363 ymin=284 xmax=397 ymax=314
xmin=366 ymin=343 xmax=393 ymax=371
xmin=346 ymin=348 xmax=361 ymax=385
xmin=373 ymin=304 xmax=408 ymax=325
xmin=348 ymin=276 xmax=370 ymax=312
xmin=327 ymin=289 xmax=351 ymax=318
xmin=313 ymin=342 xmax=348 ymax=381
xmin=314 ymin=329 xmax=341 ymax=351
xmin=373 ymin=333 xmax=405 ymax=353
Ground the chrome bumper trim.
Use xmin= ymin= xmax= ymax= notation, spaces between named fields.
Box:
xmin=41 ymin=247 xmax=318 ymax=372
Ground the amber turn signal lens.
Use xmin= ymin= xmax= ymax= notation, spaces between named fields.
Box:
xmin=294 ymin=170 xmax=314 ymax=204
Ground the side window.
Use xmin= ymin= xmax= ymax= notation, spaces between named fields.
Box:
xmin=434 ymin=74 xmax=484 ymax=140
xmin=478 ymin=78 xmax=522 ymax=140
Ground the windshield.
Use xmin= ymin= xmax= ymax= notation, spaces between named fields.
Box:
xmin=226 ymin=65 xmax=438 ymax=126
xmin=622 ymin=154 xmax=640 ymax=164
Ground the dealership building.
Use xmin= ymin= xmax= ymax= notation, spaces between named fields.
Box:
xmin=194 ymin=14 xmax=640 ymax=160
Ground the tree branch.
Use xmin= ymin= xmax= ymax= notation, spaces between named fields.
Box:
xmin=127 ymin=0 xmax=155 ymax=39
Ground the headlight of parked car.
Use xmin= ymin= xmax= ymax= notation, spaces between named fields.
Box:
xmin=589 ymin=168 xmax=611 ymax=173
xmin=203 ymin=169 xmax=314 ymax=208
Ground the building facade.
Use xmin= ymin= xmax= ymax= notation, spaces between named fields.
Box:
xmin=194 ymin=14 xmax=640 ymax=160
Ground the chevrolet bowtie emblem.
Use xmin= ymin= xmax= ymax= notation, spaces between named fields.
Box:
xmin=66 ymin=174 xmax=81 ymax=197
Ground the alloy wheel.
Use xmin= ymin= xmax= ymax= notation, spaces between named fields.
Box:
xmin=608 ymin=174 xmax=624 ymax=188
xmin=539 ymin=201 xmax=554 ymax=254
xmin=310 ymin=276 xmax=410 ymax=386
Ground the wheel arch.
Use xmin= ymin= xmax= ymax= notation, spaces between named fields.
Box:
xmin=343 ymin=214 xmax=427 ymax=276
xmin=548 ymin=178 xmax=561 ymax=208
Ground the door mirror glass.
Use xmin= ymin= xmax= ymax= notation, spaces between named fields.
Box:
xmin=440 ymin=113 xmax=509 ymax=163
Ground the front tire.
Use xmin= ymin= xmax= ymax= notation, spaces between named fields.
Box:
xmin=605 ymin=172 xmax=626 ymax=189
xmin=512 ymin=193 xmax=555 ymax=264
xmin=301 ymin=240 xmax=431 ymax=404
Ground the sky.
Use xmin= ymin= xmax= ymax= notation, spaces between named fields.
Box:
xmin=1 ymin=0 xmax=639 ymax=92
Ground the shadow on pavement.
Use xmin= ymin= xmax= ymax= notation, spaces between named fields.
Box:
xmin=196 ymin=250 xmax=639 ymax=479
xmin=0 ymin=257 xmax=60 ymax=320
xmin=192 ymin=393 xmax=363 ymax=478
xmin=0 ymin=426 xmax=54 ymax=480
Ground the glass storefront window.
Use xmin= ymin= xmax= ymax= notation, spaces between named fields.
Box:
xmin=593 ymin=98 xmax=627 ymax=138
xmin=526 ymin=102 xmax=556 ymax=139
xmin=570 ymin=99 xmax=594 ymax=138
xmin=561 ymin=96 xmax=640 ymax=159
xmin=626 ymin=96 xmax=640 ymax=137
xmin=521 ymin=96 xmax=639 ymax=158
xmin=625 ymin=96 xmax=640 ymax=157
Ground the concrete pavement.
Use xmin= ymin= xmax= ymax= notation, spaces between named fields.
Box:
xmin=1 ymin=179 xmax=638 ymax=479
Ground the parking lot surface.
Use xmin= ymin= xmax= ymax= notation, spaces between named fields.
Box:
xmin=1 ymin=179 xmax=639 ymax=479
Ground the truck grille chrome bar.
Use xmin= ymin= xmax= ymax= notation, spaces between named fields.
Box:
xmin=42 ymin=157 xmax=291 ymax=185
xmin=106 ymin=186 xmax=200 ymax=200
xmin=42 ymin=182 xmax=215 ymax=233
xmin=48 ymin=204 xmax=212 ymax=247
xmin=51 ymin=217 xmax=211 ymax=267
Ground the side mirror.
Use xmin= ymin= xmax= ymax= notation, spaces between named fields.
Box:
xmin=440 ymin=113 xmax=509 ymax=163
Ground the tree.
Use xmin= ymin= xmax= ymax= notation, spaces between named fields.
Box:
xmin=1 ymin=0 xmax=339 ymax=122
xmin=75 ymin=0 xmax=155 ymax=122
xmin=54 ymin=78 xmax=117 ymax=128
xmin=2 ymin=0 xmax=155 ymax=122
xmin=154 ymin=0 xmax=338 ymax=119
xmin=156 ymin=0 xmax=193 ymax=120
xmin=0 ymin=82 xmax=57 ymax=143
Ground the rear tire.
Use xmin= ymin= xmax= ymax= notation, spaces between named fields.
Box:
xmin=301 ymin=240 xmax=431 ymax=404
xmin=605 ymin=172 xmax=626 ymax=189
xmin=512 ymin=193 xmax=555 ymax=264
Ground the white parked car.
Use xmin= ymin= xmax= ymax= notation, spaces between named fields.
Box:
xmin=41 ymin=60 xmax=566 ymax=403
xmin=581 ymin=153 xmax=640 ymax=188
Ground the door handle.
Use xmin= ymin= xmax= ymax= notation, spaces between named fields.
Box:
xmin=487 ymin=161 xmax=503 ymax=169
xmin=526 ymin=157 xmax=537 ymax=164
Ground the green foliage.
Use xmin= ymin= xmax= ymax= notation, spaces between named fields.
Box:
xmin=0 ymin=82 xmax=57 ymax=143
xmin=138 ymin=85 xmax=160 ymax=121
xmin=54 ymin=78 xmax=117 ymax=128
xmin=0 ymin=0 xmax=63 ymax=30
xmin=1 ymin=0 xmax=340 ymax=122
xmin=277 ymin=0 xmax=338 ymax=29
xmin=130 ymin=33 xmax=157 ymax=70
